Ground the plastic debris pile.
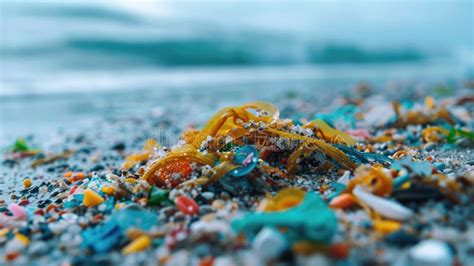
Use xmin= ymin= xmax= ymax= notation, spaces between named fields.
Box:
xmin=1 ymin=88 xmax=473 ymax=265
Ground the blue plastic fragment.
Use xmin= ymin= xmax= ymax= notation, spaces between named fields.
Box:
xmin=334 ymin=144 xmax=369 ymax=164
xmin=314 ymin=105 xmax=359 ymax=129
xmin=82 ymin=219 xmax=124 ymax=253
xmin=392 ymin=157 xmax=432 ymax=176
xmin=434 ymin=162 xmax=445 ymax=171
xmin=112 ymin=208 xmax=158 ymax=231
xmin=230 ymin=145 xmax=259 ymax=177
xmin=81 ymin=208 xmax=158 ymax=253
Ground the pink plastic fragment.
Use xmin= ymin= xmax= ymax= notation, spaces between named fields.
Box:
xmin=242 ymin=152 xmax=255 ymax=166
xmin=347 ymin=129 xmax=371 ymax=140
xmin=8 ymin=203 xmax=27 ymax=220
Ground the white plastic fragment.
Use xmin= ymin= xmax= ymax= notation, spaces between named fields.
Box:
xmin=408 ymin=239 xmax=453 ymax=266
xmin=252 ymin=227 xmax=287 ymax=260
xmin=353 ymin=185 xmax=413 ymax=221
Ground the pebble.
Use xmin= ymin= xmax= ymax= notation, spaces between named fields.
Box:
xmin=123 ymin=235 xmax=152 ymax=255
xmin=408 ymin=239 xmax=453 ymax=266
xmin=28 ymin=241 xmax=49 ymax=257
xmin=252 ymin=227 xmax=287 ymax=260
xmin=392 ymin=185 xmax=444 ymax=204
xmin=385 ymin=230 xmax=420 ymax=247
xmin=201 ymin=192 xmax=214 ymax=201
xmin=198 ymin=205 xmax=214 ymax=216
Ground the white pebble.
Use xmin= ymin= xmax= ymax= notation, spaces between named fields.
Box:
xmin=408 ymin=239 xmax=453 ymax=266
xmin=252 ymin=227 xmax=287 ymax=261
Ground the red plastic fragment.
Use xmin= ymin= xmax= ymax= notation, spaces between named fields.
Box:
xmin=175 ymin=195 xmax=199 ymax=215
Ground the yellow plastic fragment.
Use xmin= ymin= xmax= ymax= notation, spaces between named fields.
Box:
xmin=421 ymin=126 xmax=449 ymax=143
xmin=101 ymin=186 xmax=115 ymax=195
xmin=15 ymin=233 xmax=30 ymax=246
xmin=401 ymin=182 xmax=411 ymax=189
xmin=264 ymin=188 xmax=306 ymax=212
xmin=425 ymin=96 xmax=435 ymax=110
xmin=305 ymin=119 xmax=357 ymax=146
xmin=122 ymin=235 xmax=151 ymax=255
xmin=0 ymin=228 xmax=10 ymax=237
xmin=373 ymin=219 xmax=401 ymax=234
xmin=126 ymin=178 xmax=137 ymax=184
xmin=123 ymin=139 xmax=159 ymax=169
xmin=23 ymin=178 xmax=32 ymax=189
xmin=83 ymin=189 xmax=105 ymax=207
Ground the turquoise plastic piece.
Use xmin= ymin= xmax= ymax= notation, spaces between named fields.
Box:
xmin=231 ymin=145 xmax=259 ymax=177
xmin=232 ymin=192 xmax=337 ymax=244
xmin=393 ymin=174 xmax=410 ymax=188
xmin=392 ymin=157 xmax=432 ymax=176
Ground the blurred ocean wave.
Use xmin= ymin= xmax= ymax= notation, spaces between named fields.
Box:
xmin=0 ymin=0 xmax=473 ymax=96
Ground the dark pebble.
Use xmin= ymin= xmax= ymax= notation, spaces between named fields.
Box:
xmin=198 ymin=205 xmax=214 ymax=216
xmin=77 ymin=147 xmax=92 ymax=154
xmin=38 ymin=199 xmax=52 ymax=208
xmin=385 ymin=230 xmax=420 ymax=247
xmin=111 ymin=142 xmax=126 ymax=151
xmin=392 ymin=185 xmax=444 ymax=204
xmin=90 ymin=165 xmax=105 ymax=171
xmin=29 ymin=186 xmax=40 ymax=194
xmin=2 ymin=159 xmax=18 ymax=166
xmin=18 ymin=227 xmax=31 ymax=236
xmin=278 ymin=248 xmax=296 ymax=264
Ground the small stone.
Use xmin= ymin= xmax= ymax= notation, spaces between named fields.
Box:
xmin=198 ymin=205 xmax=214 ymax=216
xmin=408 ymin=239 xmax=453 ymax=266
xmin=252 ymin=227 xmax=287 ymax=260
xmin=28 ymin=241 xmax=48 ymax=257
xmin=385 ymin=230 xmax=420 ymax=247
xmin=392 ymin=185 xmax=444 ymax=204
xmin=111 ymin=142 xmax=126 ymax=151
xmin=201 ymin=192 xmax=214 ymax=201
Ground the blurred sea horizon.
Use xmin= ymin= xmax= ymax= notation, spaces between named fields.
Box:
xmin=1 ymin=1 xmax=473 ymax=96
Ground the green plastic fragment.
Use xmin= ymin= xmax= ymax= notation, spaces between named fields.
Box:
xmin=148 ymin=186 xmax=170 ymax=206
xmin=232 ymin=192 xmax=337 ymax=244
xmin=13 ymin=138 xmax=31 ymax=152
xmin=446 ymin=127 xmax=474 ymax=144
